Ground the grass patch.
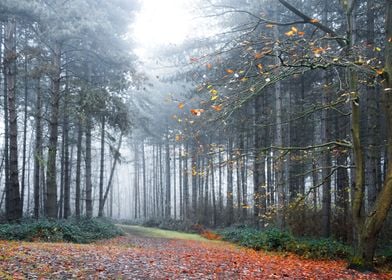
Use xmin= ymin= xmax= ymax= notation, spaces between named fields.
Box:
xmin=119 ymin=224 xmax=211 ymax=242
xmin=0 ymin=218 xmax=123 ymax=243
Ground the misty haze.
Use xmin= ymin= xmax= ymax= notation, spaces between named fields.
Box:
xmin=0 ymin=0 xmax=391 ymax=278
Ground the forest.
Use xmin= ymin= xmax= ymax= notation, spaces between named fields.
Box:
xmin=0 ymin=0 xmax=392 ymax=278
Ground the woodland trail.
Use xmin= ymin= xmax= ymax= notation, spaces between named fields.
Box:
xmin=0 ymin=225 xmax=390 ymax=279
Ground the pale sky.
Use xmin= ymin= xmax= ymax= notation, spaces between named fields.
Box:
xmin=133 ymin=0 xmax=193 ymax=51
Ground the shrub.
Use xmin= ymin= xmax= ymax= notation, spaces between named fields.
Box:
xmin=0 ymin=218 xmax=123 ymax=244
xmin=218 ymin=226 xmax=352 ymax=260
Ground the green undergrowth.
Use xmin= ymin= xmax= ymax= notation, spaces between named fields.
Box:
xmin=0 ymin=217 xmax=123 ymax=243
xmin=218 ymin=226 xmax=352 ymax=260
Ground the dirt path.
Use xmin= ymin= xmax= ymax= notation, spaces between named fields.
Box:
xmin=0 ymin=225 xmax=390 ymax=279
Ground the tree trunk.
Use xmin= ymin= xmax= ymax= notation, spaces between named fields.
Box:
xmin=75 ymin=120 xmax=83 ymax=218
xmin=226 ymin=137 xmax=234 ymax=226
xmin=33 ymin=77 xmax=42 ymax=219
xmin=253 ymin=96 xmax=266 ymax=227
xmin=85 ymin=116 xmax=93 ymax=218
xmin=21 ymin=35 xmax=29 ymax=213
xmin=45 ymin=42 xmax=61 ymax=218
xmin=142 ymin=139 xmax=147 ymax=219
xmin=165 ymin=133 xmax=171 ymax=218
xmin=350 ymin=0 xmax=392 ymax=270
xmin=1 ymin=22 xmax=11 ymax=220
xmin=4 ymin=17 xmax=22 ymax=221
xmin=98 ymin=116 xmax=105 ymax=217
xmin=183 ymin=143 xmax=189 ymax=219
xmin=63 ymin=97 xmax=70 ymax=219
xmin=100 ymin=133 xmax=123 ymax=217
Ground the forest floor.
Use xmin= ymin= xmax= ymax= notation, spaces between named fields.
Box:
xmin=0 ymin=225 xmax=391 ymax=279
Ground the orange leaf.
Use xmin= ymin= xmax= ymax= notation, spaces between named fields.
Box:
xmin=375 ymin=68 xmax=384 ymax=75
xmin=175 ymin=134 xmax=183 ymax=141
xmin=310 ymin=18 xmax=319 ymax=23
xmin=178 ymin=102 xmax=185 ymax=109
xmin=190 ymin=109 xmax=205 ymax=116
xmin=226 ymin=69 xmax=234 ymax=74
xmin=206 ymin=63 xmax=212 ymax=69
xmin=211 ymin=105 xmax=222 ymax=111
xmin=298 ymin=31 xmax=305 ymax=36
xmin=254 ymin=52 xmax=263 ymax=59
xmin=291 ymin=26 xmax=298 ymax=33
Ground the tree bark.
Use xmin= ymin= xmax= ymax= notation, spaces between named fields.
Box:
xmin=45 ymin=42 xmax=61 ymax=218
xmin=4 ymin=17 xmax=22 ymax=221
xmin=85 ymin=116 xmax=93 ymax=218
xmin=75 ymin=120 xmax=83 ymax=218
xmin=33 ymin=77 xmax=42 ymax=219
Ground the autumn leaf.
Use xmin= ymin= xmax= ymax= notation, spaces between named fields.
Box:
xmin=226 ymin=69 xmax=234 ymax=74
xmin=178 ymin=102 xmax=185 ymax=109
xmin=310 ymin=18 xmax=319 ymax=23
xmin=175 ymin=134 xmax=183 ymax=141
xmin=206 ymin=63 xmax=212 ymax=69
xmin=211 ymin=105 xmax=222 ymax=111
xmin=211 ymin=95 xmax=218 ymax=101
xmin=285 ymin=30 xmax=295 ymax=37
xmin=257 ymin=64 xmax=263 ymax=71
xmin=210 ymin=89 xmax=218 ymax=95
xmin=291 ymin=26 xmax=298 ymax=33
xmin=254 ymin=52 xmax=263 ymax=59
xmin=375 ymin=68 xmax=384 ymax=75
xmin=265 ymin=24 xmax=274 ymax=28
xmin=298 ymin=31 xmax=305 ymax=36
xmin=190 ymin=109 xmax=205 ymax=116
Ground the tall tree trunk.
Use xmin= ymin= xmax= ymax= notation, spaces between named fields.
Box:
xmin=33 ymin=77 xmax=42 ymax=219
xmin=179 ymin=145 xmax=183 ymax=219
xmin=75 ymin=120 xmax=83 ymax=218
xmin=253 ymin=96 xmax=266 ymax=227
xmin=45 ymin=42 xmax=61 ymax=218
xmin=142 ymin=139 xmax=147 ymax=219
xmin=100 ymin=133 xmax=123 ymax=216
xmin=98 ymin=116 xmax=105 ymax=217
xmin=4 ymin=17 xmax=22 ymax=221
xmin=63 ymin=87 xmax=70 ymax=219
xmin=173 ymin=143 xmax=176 ymax=219
xmin=273 ymin=6 xmax=285 ymax=228
xmin=21 ymin=35 xmax=28 ymax=213
xmin=134 ymin=143 xmax=139 ymax=219
xmin=210 ymin=153 xmax=217 ymax=226
xmin=85 ymin=116 xmax=93 ymax=218
xmin=226 ymin=137 xmax=234 ymax=226
xmin=191 ymin=144 xmax=197 ymax=220
xmin=1 ymin=23 xmax=11 ymax=220
xmin=183 ymin=143 xmax=189 ymax=219
xmin=165 ymin=133 xmax=171 ymax=218
xmin=350 ymin=0 xmax=392 ymax=269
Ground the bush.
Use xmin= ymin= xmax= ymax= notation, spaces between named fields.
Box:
xmin=218 ymin=226 xmax=352 ymax=260
xmin=0 ymin=218 xmax=123 ymax=244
